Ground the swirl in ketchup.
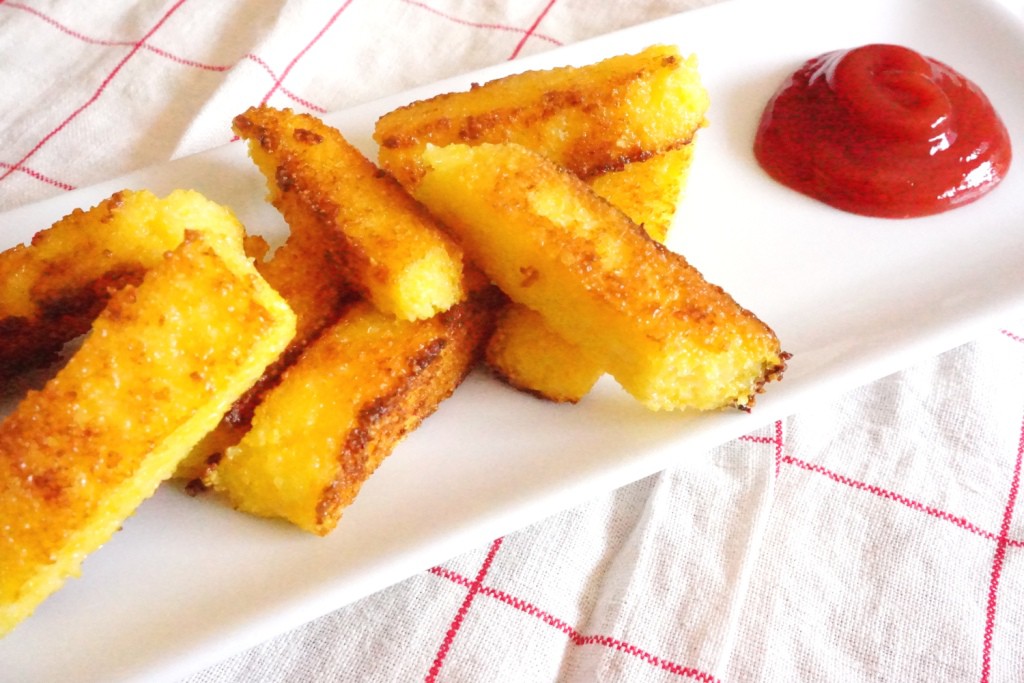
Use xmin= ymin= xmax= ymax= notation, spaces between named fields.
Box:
xmin=754 ymin=44 xmax=1012 ymax=218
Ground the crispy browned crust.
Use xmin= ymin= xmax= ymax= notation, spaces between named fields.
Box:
xmin=412 ymin=142 xmax=787 ymax=411
xmin=738 ymin=350 xmax=792 ymax=412
xmin=232 ymin=106 xmax=464 ymax=321
xmin=0 ymin=263 xmax=146 ymax=380
xmin=375 ymin=45 xmax=709 ymax=187
xmin=0 ymin=189 xmax=246 ymax=381
xmin=210 ymin=283 xmax=501 ymax=535
xmin=175 ymin=230 xmax=359 ymax=482
xmin=0 ymin=192 xmax=141 ymax=380
xmin=0 ymin=232 xmax=296 ymax=636
xmin=315 ymin=286 xmax=501 ymax=530
xmin=483 ymin=146 xmax=698 ymax=403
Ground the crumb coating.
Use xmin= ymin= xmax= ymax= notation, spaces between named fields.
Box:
xmin=375 ymin=44 xmax=708 ymax=186
xmin=0 ymin=233 xmax=295 ymax=635
xmin=233 ymin=106 xmax=464 ymax=321
xmin=210 ymin=287 xmax=498 ymax=535
xmin=413 ymin=143 xmax=787 ymax=411
xmin=0 ymin=189 xmax=246 ymax=379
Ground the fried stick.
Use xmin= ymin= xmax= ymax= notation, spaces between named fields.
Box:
xmin=484 ymin=147 xmax=697 ymax=403
xmin=375 ymin=45 xmax=707 ymax=403
xmin=411 ymin=143 xmax=787 ymax=411
xmin=0 ymin=232 xmax=295 ymax=636
xmin=0 ymin=189 xmax=246 ymax=380
xmin=375 ymin=44 xmax=708 ymax=186
xmin=208 ymin=287 xmax=498 ymax=535
xmin=233 ymin=106 xmax=465 ymax=321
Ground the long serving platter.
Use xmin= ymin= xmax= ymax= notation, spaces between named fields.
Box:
xmin=1 ymin=0 xmax=1023 ymax=680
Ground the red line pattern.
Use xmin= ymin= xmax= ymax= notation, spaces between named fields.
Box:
xmin=0 ymin=162 xmax=75 ymax=191
xmin=1 ymin=0 xmax=337 ymax=187
xmin=400 ymin=0 xmax=561 ymax=46
xmin=426 ymin=537 xmax=504 ymax=682
xmin=5 ymin=2 xmax=325 ymax=109
xmin=259 ymin=0 xmax=354 ymax=106
xmin=428 ymin=563 xmax=721 ymax=682
xmin=774 ymin=453 xmax=1024 ymax=548
xmin=739 ymin=421 xmax=784 ymax=478
xmin=7 ymin=2 xmax=134 ymax=47
xmin=773 ymin=420 xmax=783 ymax=478
xmin=244 ymin=54 xmax=327 ymax=113
xmin=980 ymin=413 xmax=1024 ymax=682
xmin=0 ymin=0 xmax=190 ymax=184
xmin=508 ymin=0 xmax=559 ymax=60
xmin=9 ymin=1 xmax=230 ymax=72
xmin=742 ymin=388 xmax=1024 ymax=681
xmin=1001 ymin=328 xmax=1024 ymax=345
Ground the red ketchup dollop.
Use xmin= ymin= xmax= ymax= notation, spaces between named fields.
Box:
xmin=754 ymin=44 xmax=1012 ymax=218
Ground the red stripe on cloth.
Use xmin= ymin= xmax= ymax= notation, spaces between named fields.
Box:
xmin=8 ymin=2 xmax=326 ymax=107
xmin=0 ymin=162 xmax=75 ymax=191
xmin=144 ymin=44 xmax=230 ymax=72
xmin=738 ymin=422 xmax=786 ymax=479
xmin=400 ymin=0 xmax=561 ymax=46
xmin=979 ymin=412 xmax=1024 ymax=682
xmin=773 ymin=420 xmax=784 ymax=478
xmin=6 ymin=2 xmax=133 ymax=47
xmin=9 ymin=2 xmax=234 ymax=72
xmin=425 ymin=537 xmax=504 ymax=682
xmin=430 ymin=565 xmax=471 ymax=587
xmin=780 ymin=454 xmax=1023 ymax=546
xmin=9 ymin=3 xmax=247 ymax=76
xmin=245 ymin=54 xmax=327 ymax=112
xmin=428 ymin=567 xmax=720 ymax=682
xmin=259 ymin=0 xmax=354 ymax=106
xmin=1001 ymin=329 xmax=1024 ymax=345
xmin=508 ymin=0 xmax=558 ymax=60
xmin=0 ymin=0 xmax=189 ymax=185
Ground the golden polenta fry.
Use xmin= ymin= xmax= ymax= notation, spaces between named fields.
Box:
xmin=209 ymin=289 xmax=498 ymax=535
xmin=0 ymin=189 xmax=246 ymax=380
xmin=175 ymin=226 xmax=357 ymax=482
xmin=0 ymin=232 xmax=296 ymax=636
xmin=586 ymin=146 xmax=694 ymax=244
xmin=412 ymin=143 xmax=787 ymax=411
xmin=254 ymin=230 xmax=355 ymax=345
xmin=233 ymin=106 xmax=465 ymax=321
xmin=374 ymin=46 xmax=706 ymax=404
xmin=485 ymin=303 xmax=603 ymax=403
xmin=375 ymin=44 xmax=708 ymax=188
xmin=484 ymin=146 xmax=697 ymax=403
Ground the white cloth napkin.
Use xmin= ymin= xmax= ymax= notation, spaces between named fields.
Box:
xmin=180 ymin=332 xmax=1024 ymax=682
xmin=1 ymin=1 xmax=1022 ymax=682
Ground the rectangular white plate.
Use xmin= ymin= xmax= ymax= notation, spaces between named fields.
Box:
xmin=2 ymin=0 xmax=1023 ymax=680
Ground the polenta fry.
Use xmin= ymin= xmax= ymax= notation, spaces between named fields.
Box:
xmin=587 ymin=146 xmax=695 ymax=244
xmin=209 ymin=287 xmax=498 ymax=535
xmin=485 ymin=146 xmax=698 ymax=403
xmin=0 ymin=232 xmax=296 ymax=636
xmin=485 ymin=303 xmax=604 ymax=403
xmin=233 ymin=106 xmax=465 ymax=321
xmin=174 ymin=226 xmax=357 ymax=482
xmin=375 ymin=44 xmax=708 ymax=187
xmin=375 ymin=45 xmax=707 ymax=403
xmin=411 ymin=143 xmax=787 ymax=411
xmin=0 ymin=189 xmax=246 ymax=380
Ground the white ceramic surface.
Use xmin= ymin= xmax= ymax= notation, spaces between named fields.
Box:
xmin=1 ymin=0 xmax=1022 ymax=680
